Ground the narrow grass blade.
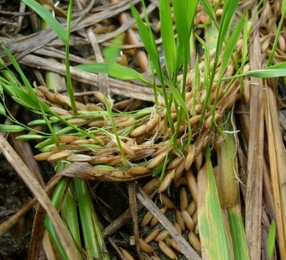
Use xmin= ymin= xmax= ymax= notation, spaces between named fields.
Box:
xmin=65 ymin=0 xmax=77 ymax=115
xmin=61 ymin=182 xmax=82 ymax=259
xmin=104 ymin=96 xmax=128 ymax=165
xmin=215 ymin=0 xmax=239 ymax=60
xmin=44 ymin=177 xmax=70 ymax=260
xmin=165 ymin=78 xmax=188 ymax=116
xmin=74 ymin=179 xmax=103 ymax=259
xmin=159 ymin=0 xmax=176 ymax=79
xmin=76 ymin=63 xmax=150 ymax=85
xmin=245 ymin=62 xmax=286 ymax=78
xmin=131 ymin=2 xmax=177 ymax=140
xmin=208 ymin=0 xmax=239 ymax=91
xmin=0 ymin=57 xmax=6 ymax=68
xmin=267 ymin=220 xmax=276 ymax=259
xmin=103 ymin=36 xmax=122 ymax=62
xmin=241 ymin=13 xmax=249 ymax=66
xmin=221 ymin=61 xmax=286 ymax=81
xmin=228 ymin=206 xmax=250 ymax=260
xmin=197 ymin=30 xmax=213 ymax=124
xmin=267 ymin=0 xmax=286 ymax=66
xmin=191 ymin=56 xmax=200 ymax=116
xmin=91 ymin=205 xmax=110 ymax=260
xmin=11 ymin=96 xmax=39 ymax=110
xmin=21 ymin=0 xmax=67 ymax=43
xmin=197 ymin=145 xmax=231 ymax=259
xmin=1 ymin=69 xmax=23 ymax=88
xmin=77 ymin=36 xmax=150 ymax=85
xmin=1 ymin=45 xmax=50 ymax=111
xmin=173 ymin=0 xmax=199 ymax=68
xmin=0 ymin=77 xmax=17 ymax=97
xmin=219 ymin=16 xmax=244 ymax=82
xmin=211 ymin=15 xmax=244 ymax=126
xmin=130 ymin=3 xmax=163 ymax=83
xmin=199 ymin=0 xmax=219 ymax=28
xmin=0 ymin=103 xmax=5 ymax=116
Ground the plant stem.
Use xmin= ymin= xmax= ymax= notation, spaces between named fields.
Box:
xmin=74 ymin=178 xmax=103 ymax=259
xmin=44 ymin=177 xmax=70 ymax=260
xmin=65 ymin=0 xmax=77 ymax=115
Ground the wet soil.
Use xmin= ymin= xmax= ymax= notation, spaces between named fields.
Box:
xmin=0 ymin=158 xmax=33 ymax=260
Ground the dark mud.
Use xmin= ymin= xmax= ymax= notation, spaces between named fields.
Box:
xmin=0 ymin=158 xmax=33 ymax=260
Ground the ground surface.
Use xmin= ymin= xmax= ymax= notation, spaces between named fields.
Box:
xmin=1 ymin=1 xmax=286 ymax=260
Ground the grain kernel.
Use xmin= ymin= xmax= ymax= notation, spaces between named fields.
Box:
xmin=144 ymin=228 xmax=160 ymax=243
xmin=130 ymin=124 xmax=146 ymax=137
xmin=189 ymin=115 xmax=201 ymax=126
xmin=160 ymin=193 xmax=175 ymax=209
xmin=187 ymin=201 xmax=196 ymax=216
xmin=110 ymin=171 xmax=132 ymax=179
xmin=173 ymin=222 xmax=182 ymax=235
xmin=185 ymin=145 xmax=196 ymax=170
xmin=147 ymin=151 xmax=167 ymax=169
xmin=47 ymin=150 xmax=71 ymax=162
xmin=66 ymin=154 xmax=94 ymax=162
xmin=142 ymin=177 xmax=159 ymax=194
xmin=167 ymin=156 xmax=184 ymax=170
xmin=195 ymin=152 xmax=203 ymax=170
xmin=151 ymin=256 xmax=162 ymax=260
xmin=158 ymin=170 xmax=175 ymax=193
xmin=180 ymin=187 xmax=188 ymax=210
xmin=139 ymin=238 xmax=154 ymax=254
xmin=111 ymin=136 xmax=134 ymax=155
xmin=186 ymin=169 xmax=198 ymax=205
xmin=174 ymin=158 xmax=185 ymax=180
xmin=181 ymin=209 xmax=195 ymax=231
xmin=141 ymin=211 xmax=154 ymax=226
xmin=93 ymin=91 xmax=106 ymax=104
xmin=146 ymin=114 xmax=160 ymax=132
xmin=119 ymin=248 xmax=135 ymax=260
xmin=34 ymin=151 xmax=55 ymax=161
xmin=154 ymin=229 xmax=169 ymax=242
xmin=49 ymin=106 xmax=70 ymax=115
xmin=58 ymin=135 xmax=78 ymax=143
xmin=188 ymin=231 xmax=201 ymax=252
xmin=175 ymin=209 xmax=186 ymax=231
xmin=67 ymin=118 xmax=87 ymax=125
xmin=192 ymin=210 xmax=198 ymax=224
xmin=158 ymin=240 xmax=177 ymax=259
xmin=128 ymin=166 xmax=150 ymax=175
xmin=170 ymin=240 xmax=182 ymax=254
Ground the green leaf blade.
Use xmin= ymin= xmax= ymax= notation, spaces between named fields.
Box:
xmin=130 ymin=3 xmax=163 ymax=82
xmin=199 ymin=0 xmax=218 ymax=27
xmin=267 ymin=221 xmax=276 ymax=259
xmin=219 ymin=16 xmax=244 ymax=79
xmin=159 ymin=0 xmax=176 ymax=78
xmin=21 ymin=0 xmax=67 ymax=43
xmin=228 ymin=207 xmax=250 ymax=260
xmin=216 ymin=0 xmax=239 ymax=58
xmin=0 ymin=103 xmax=6 ymax=116
xmin=76 ymin=63 xmax=150 ymax=85
xmin=198 ymin=146 xmax=232 ymax=259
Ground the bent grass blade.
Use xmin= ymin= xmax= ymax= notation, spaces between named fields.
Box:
xmin=197 ymin=145 xmax=231 ymax=259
